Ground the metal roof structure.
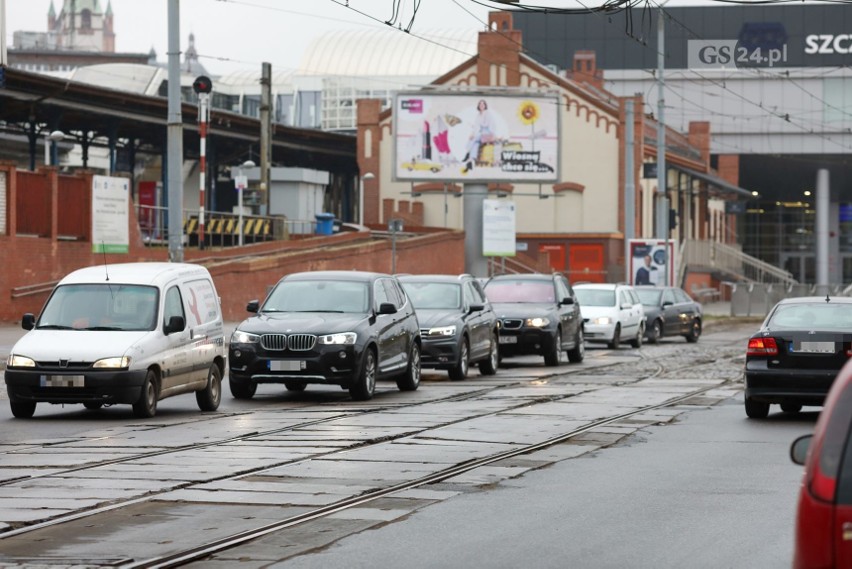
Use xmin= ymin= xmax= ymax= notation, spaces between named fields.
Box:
xmin=0 ymin=67 xmax=356 ymax=174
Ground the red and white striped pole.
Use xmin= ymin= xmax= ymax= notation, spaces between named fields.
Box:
xmin=198 ymin=91 xmax=209 ymax=250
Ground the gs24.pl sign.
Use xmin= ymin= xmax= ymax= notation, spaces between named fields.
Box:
xmin=688 ymin=40 xmax=789 ymax=69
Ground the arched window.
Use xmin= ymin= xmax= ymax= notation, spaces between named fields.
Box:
xmin=81 ymin=9 xmax=92 ymax=30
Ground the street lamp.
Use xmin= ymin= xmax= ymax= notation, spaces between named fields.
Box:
xmin=359 ymin=172 xmax=375 ymax=227
xmin=44 ymin=130 xmax=64 ymax=166
xmin=235 ymin=159 xmax=255 ymax=247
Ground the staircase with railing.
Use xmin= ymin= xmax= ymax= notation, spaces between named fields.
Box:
xmin=682 ymin=239 xmax=797 ymax=287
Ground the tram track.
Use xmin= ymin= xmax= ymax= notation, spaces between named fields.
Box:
xmin=0 ymin=336 xmax=748 ymax=567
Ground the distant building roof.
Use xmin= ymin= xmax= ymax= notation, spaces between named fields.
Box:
xmin=298 ymin=28 xmax=479 ymax=78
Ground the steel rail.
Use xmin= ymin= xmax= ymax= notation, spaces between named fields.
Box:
xmin=126 ymin=378 xmax=732 ymax=569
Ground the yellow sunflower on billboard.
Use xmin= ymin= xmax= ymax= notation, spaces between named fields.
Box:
xmin=517 ymin=100 xmax=540 ymax=126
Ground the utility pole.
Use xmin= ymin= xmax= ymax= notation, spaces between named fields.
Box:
xmin=624 ymin=99 xmax=635 ymax=283
xmin=166 ymin=0 xmax=184 ymax=262
xmin=260 ymin=62 xmax=272 ymax=216
xmin=656 ymin=6 xmax=670 ymax=285
xmin=0 ymin=0 xmax=7 ymax=66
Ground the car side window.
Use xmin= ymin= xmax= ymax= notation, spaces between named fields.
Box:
xmin=462 ymin=282 xmax=477 ymax=309
xmin=627 ymin=288 xmax=640 ymax=305
xmin=555 ymin=279 xmax=570 ymax=303
xmin=374 ymin=279 xmax=390 ymax=310
xmin=662 ymin=289 xmax=676 ymax=305
xmin=471 ymin=279 xmax=488 ymax=304
xmin=674 ymin=289 xmax=691 ymax=304
xmin=387 ymin=279 xmax=406 ymax=308
xmin=163 ymin=286 xmax=185 ymax=329
xmin=619 ymin=290 xmax=632 ymax=308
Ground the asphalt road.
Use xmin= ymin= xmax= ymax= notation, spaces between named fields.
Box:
xmin=268 ymin=396 xmax=808 ymax=569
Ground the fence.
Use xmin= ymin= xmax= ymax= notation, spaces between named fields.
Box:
xmin=137 ymin=205 xmax=323 ymax=247
xmin=723 ymin=282 xmax=851 ymax=317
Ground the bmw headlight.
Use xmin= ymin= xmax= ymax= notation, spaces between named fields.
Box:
xmin=318 ymin=332 xmax=357 ymax=345
xmin=231 ymin=330 xmax=260 ymax=344
xmin=525 ymin=317 xmax=550 ymax=328
xmin=593 ymin=317 xmax=612 ymax=325
xmin=93 ymin=356 xmax=131 ymax=369
xmin=7 ymin=354 xmax=35 ymax=368
xmin=426 ymin=325 xmax=457 ymax=337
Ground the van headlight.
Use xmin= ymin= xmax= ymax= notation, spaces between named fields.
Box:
xmin=93 ymin=356 xmax=131 ymax=369
xmin=426 ymin=325 xmax=456 ymax=337
xmin=525 ymin=317 xmax=550 ymax=328
xmin=231 ymin=330 xmax=260 ymax=344
xmin=7 ymin=354 xmax=35 ymax=368
xmin=318 ymin=332 xmax=356 ymax=345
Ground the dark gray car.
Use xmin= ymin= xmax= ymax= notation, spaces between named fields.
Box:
xmin=635 ymin=285 xmax=702 ymax=344
xmin=484 ymin=273 xmax=584 ymax=366
xmin=398 ymin=274 xmax=499 ymax=380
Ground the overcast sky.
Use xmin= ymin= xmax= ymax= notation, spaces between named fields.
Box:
xmin=5 ymin=0 xmax=820 ymax=76
xmin=2 ymin=0 xmax=737 ymax=76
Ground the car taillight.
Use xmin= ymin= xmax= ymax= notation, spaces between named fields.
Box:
xmin=747 ymin=337 xmax=779 ymax=356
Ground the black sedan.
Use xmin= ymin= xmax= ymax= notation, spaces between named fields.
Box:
xmin=228 ymin=271 xmax=421 ymax=401
xmin=635 ymin=285 xmax=703 ymax=344
xmin=398 ymin=274 xmax=499 ymax=380
xmin=483 ymin=273 xmax=584 ymax=366
xmin=744 ymin=296 xmax=852 ymax=419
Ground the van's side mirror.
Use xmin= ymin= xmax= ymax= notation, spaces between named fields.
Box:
xmin=246 ymin=300 xmax=259 ymax=313
xmin=21 ymin=313 xmax=35 ymax=331
xmin=378 ymin=302 xmax=397 ymax=315
xmin=790 ymin=434 xmax=812 ymax=465
xmin=165 ymin=315 xmax=185 ymax=335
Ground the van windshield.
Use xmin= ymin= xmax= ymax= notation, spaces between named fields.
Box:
xmin=38 ymin=284 xmax=159 ymax=331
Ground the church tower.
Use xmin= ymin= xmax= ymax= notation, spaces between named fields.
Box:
xmin=51 ymin=0 xmax=115 ymax=53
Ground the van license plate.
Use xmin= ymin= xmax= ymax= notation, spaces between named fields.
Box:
xmin=499 ymin=336 xmax=518 ymax=344
xmin=41 ymin=375 xmax=85 ymax=387
xmin=270 ymin=360 xmax=304 ymax=371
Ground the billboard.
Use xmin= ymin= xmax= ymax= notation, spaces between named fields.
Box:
xmin=629 ymin=240 xmax=677 ymax=287
xmin=393 ymin=93 xmax=560 ymax=183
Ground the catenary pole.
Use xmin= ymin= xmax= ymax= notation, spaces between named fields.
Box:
xmin=167 ymin=0 xmax=184 ymax=262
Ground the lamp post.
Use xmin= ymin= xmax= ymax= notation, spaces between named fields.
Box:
xmin=235 ymin=160 xmax=255 ymax=247
xmin=359 ymin=172 xmax=375 ymax=226
xmin=44 ymin=130 xmax=64 ymax=166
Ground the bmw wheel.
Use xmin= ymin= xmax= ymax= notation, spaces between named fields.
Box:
xmin=449 ymin=337 xmax=470 ymax=380
xmin=350 ymin=347 xmax=377 ymax=401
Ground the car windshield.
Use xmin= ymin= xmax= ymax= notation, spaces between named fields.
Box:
xmin=401 ymin=282 xmax=461 ymax=310
xmin=485 ymin=280 xmax=555 ymax=303
xmin=574 ymin=288 xmax=616 ymax=307
xmin=263 ymin=280 xmax=370 ymax=313
xmin=37 ymin=284 xmax=159 ymax=331
xmin=767 ymin=302 xmax=852 ymax=330
xmin=636 ymin=288 xmax=662 ymax=306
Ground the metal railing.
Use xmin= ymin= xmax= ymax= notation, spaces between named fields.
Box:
xmin=684 ymin=239 xmax=797 ymax=286
xmin=137 ymin=205 xmax=322 ymax=247
xmin=724 ymin=282 xmax=850 ymax=317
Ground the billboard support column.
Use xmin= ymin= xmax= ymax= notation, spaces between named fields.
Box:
xmin=464 ymin=184 xmax=488 ymax=277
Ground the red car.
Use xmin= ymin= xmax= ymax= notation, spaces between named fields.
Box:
xmin=790 ymin=357 xmax=852 ymax=568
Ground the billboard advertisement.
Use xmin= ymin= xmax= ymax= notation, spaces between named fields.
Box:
xmin=92 ymin=175 xmax=130 ymax=254
xmin=393 ymin=93 xmax=559 ymax=183
xmin=629 ymin=240 xmax=677 ymax=287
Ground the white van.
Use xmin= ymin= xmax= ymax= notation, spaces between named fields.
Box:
xmin=4 ymin=262 xmax=226 ymax=418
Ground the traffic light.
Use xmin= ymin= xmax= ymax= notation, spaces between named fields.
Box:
xmin=669 ymin=208 xmax=678 ymax=231
xmin=192 ymin=75 xmax=212 ymax=94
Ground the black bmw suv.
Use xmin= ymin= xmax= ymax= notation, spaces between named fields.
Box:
xmin=398 ymin=274 xmax=500 ymax=380
xmin=228 ymin=271 xmax=421 ymax=401
xmin=483 ymin=273 xmax=584 ymax=366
